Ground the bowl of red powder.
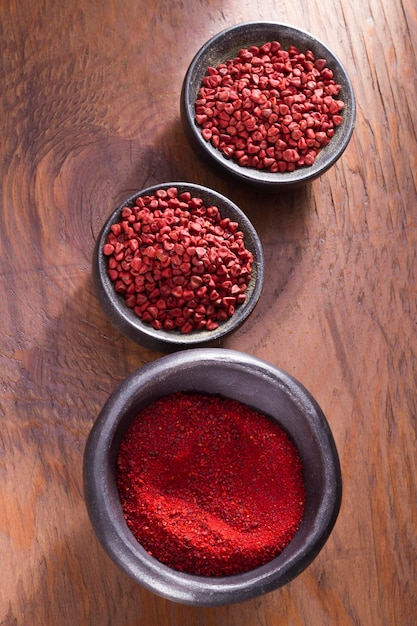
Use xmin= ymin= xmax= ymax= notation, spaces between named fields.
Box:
xmin=93 ymin=182 xmax=264 ymax=351
xmin=181 ymin=22 xmax=356 ymax=190
xmin=83 ymin=348 xmax=342 ymax=606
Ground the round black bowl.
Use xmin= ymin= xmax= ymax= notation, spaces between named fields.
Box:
xmin=93 ymin=182 xmax=264 ymax=352
xmin=83 ymin=348 xmax=342 ymax=606
xmin=181 ymin=22 xmax=356 ymax=191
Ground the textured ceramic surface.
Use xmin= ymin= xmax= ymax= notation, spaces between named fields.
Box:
xmin=181 ymin=22 xmax=356 ymax=191
xmin=83 ymin=348 xmax=342 ymax=607
xmin=93 ymin=182 xmax=264 ymax=352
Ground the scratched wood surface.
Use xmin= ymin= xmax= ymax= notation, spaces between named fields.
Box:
xmin=1 ymin=0 xmax=416 ymax=624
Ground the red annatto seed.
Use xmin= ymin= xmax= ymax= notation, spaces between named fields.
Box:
xmin=125 ymin=295 xmax=136 ymax=308
xmin=103 ymin=188 xmax=253 ymax=333
xmin=103 ymin=243 xmax=115 ymax=255
xmin=108 ymin=269 xmax=118 ymax=281
xmin=206 ymin=319 xmax=219 ymax=331
xmin=195 ymin=40 xmax=344 ymax=172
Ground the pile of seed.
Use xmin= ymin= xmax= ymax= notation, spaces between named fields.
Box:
xmin=195 ymin=40 xmax=345 ymax=172
xmin=103 ymin=187 xmax=253 ymax=334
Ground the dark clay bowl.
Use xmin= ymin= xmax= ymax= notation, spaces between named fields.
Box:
xmin=83 ymin=348 xmax=342 ymax=607
xmin=181 ymin=22 xmax=356 ymax=191
xmin=92 ymin=182 xmax=264 ymax=352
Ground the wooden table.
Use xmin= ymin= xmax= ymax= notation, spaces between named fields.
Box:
xmin=1 ymin=1 xmax=416 ymax=624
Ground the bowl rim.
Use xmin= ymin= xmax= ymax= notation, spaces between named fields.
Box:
xmin=181 ymin=21 xmax=356 ymax=190
xmin=83 ymin=348 xmax=342 ymax=606
xmin=93 ymin=182 xmax=264 ymax=351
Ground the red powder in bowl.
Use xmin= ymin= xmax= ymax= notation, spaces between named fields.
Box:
xmin=116 ymin=392 xmax=305 ymax=576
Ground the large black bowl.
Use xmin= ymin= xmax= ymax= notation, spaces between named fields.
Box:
xmin=83 ymin=348 xmax=342 ymax=606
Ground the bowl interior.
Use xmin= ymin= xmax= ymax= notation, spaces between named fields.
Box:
xmin=84 ymin=349 xmax=342 ymax=606
xmin=181 ymin=22 xmax=356 ymax=189
xmin=93 ymin=183 xmax=264 ymax=351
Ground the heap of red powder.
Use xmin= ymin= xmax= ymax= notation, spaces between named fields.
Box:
xmin=195 ymin=40 xmax=344 ymax=172
xmin=116 ymin=392 xmax=306 ymax=577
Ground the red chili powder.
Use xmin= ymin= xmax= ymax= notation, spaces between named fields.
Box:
xmin=116 ymin=392 xmax=305 ymax=576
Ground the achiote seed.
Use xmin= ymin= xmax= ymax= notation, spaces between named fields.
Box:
xmin=103 ymin=188 xmax=253 ymax=333
xmin=195 ymin=41 xmax=344 ymax=172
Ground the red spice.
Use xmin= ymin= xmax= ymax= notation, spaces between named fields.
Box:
xmin=195 ymin=41 xmax=345 ymax=172
xmin=103 ymin=187 xmax=253 ymax=333
xmin=116 ymin=392 xmax=305 ymax=576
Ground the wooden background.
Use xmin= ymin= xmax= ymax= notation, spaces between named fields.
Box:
xmin=1 ymin=0 xmax=416 ymax=624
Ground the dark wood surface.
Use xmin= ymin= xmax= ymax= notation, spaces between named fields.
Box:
xmin=1 ymin=1 xmax=416 ymax=624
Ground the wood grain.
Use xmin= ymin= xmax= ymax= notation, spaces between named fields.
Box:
xmin=1 ymin=0 xmax=416 ymax=624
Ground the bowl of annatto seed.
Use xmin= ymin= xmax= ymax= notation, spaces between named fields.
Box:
xmin=93 ymin=182 xmax=264 ymax=351
xmin=181 ymin=22 xmax=356 ymax=191
xmin=83 ymin=348 xmax=342 ymax=606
